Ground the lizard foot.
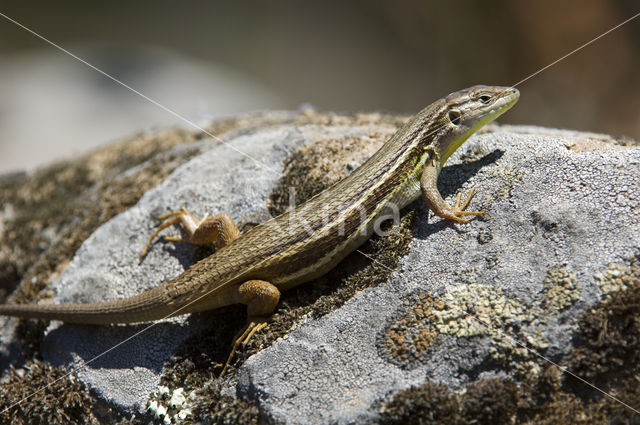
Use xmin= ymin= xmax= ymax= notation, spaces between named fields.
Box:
xmin=139 ymin=209 xmax=186 ymax=261
xmin=220 ymin=316 xmax=270 ymax=377
xmin=139 ymin=207 xmax=240 ymax=262
xmin=434 ymin=187 xmax=485 ymax=224
xmin=420 ymin=167 xmax=484 ymax=224
xmin=450 ymin=187 xmax=485 ymax=223
xmin=219 ymin=279 xmax=280 ymax=376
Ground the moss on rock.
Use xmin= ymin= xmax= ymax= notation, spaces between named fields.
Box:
xmin=0 ymin=360 xmax=99 ymax=425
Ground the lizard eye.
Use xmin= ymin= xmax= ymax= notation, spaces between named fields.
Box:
xmin=448 ymin=110 xmax=461 ymax=126
xmin=479 ymin=94 xmax=491 ymax=104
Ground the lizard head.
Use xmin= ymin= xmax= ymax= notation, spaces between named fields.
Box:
xmin=432 ymin=85 xmax=519 ymax=166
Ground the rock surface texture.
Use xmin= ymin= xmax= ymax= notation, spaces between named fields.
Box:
xmin=0 ymin=111 xmax=638 ymax=424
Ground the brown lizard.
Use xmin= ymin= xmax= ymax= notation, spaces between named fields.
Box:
xmin=0 ymin=86 xmax=519 ymax=372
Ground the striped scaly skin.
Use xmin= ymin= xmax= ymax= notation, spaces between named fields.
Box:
xmin=0 ymin=86 xmax=519 ymax=326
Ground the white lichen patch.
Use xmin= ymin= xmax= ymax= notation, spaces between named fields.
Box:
xmin=595 ymin=259 xmax=639 ymax=296
xmin=0 ymin=203 xmax=15 ymax=234
xmin=539 ymin=266 xmax=580 ymax=311
xmin=380 ymin=266 xmax=583 ymax=375
xmin=431 ymin=284 xmax=532 ymax=338
xmin=169 ymin=388 xmax=186 ymax=408
xmin=147 ymin=386 xmax=194 ymax=424
xmin=430 ymin=284 xmax=548 ymax=371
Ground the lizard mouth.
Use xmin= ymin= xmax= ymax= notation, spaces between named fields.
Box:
xmin=491 ymin=88 xmax=520 ymax=115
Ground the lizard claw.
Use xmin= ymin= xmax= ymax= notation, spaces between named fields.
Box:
xmin=435 ymin=188 xmax=485 ymax=224
xmin=453 ymin=188 xmax=484 ymax=216
xmin=220 ymin=317 xmax=269 ymax=377
xmin=139 ymin=208 xmax=188 ymax=262
xmin=450 ymin=188 xmax=485 ymax=222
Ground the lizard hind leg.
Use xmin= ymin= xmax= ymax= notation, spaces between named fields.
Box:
xmin=220 ymin=279 xmax=281 ymax=376
xmin=139 ymin=208 xmax=241 ymax=261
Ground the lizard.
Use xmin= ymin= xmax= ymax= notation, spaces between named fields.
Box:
xmin=0 ymin=85 xmax=519 ymax=373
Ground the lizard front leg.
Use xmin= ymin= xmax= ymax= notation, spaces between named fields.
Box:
xmin=420 ymin=163 xmax=484 ymax=224
xmin=140 ymin=207 xmax=241 ymax=259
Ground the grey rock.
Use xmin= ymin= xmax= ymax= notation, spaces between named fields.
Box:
xmin=2 ymin=118 xmax=639 ymax=423
xmin=234 ymin=126 xmax=639 ymax=424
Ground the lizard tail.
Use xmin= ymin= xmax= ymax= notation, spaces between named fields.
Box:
xmin=0 ymin=285 xmax=180 ymax=324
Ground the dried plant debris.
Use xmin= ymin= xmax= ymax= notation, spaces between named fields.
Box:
xmin=154 ymin=352 xmax=261 ymax=425
xmin=185 ymin=381 xmax=260 ymax=425
xmin=377 ymin=375 xmax=599 ymax=425
xmin=377 ymin=254 xmax=640 ymax=424
xmin=0 ymin=360 xmax=99 ymax=425
xmin=153 ymin=370 xmax=260 ymax=425
xmin=376 ymin=369 xmax=630 ymax=425
xmin=567 ymin=254 xmax=640 ymax=387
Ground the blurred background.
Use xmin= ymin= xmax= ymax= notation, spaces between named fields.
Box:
xmin=0 ymin=0 xmax=638 ymax=173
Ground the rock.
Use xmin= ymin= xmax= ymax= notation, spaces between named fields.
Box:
xmin=235 ymin=126 xmax=640 ymax=424
xmin=0 ymin=111 xmax=638 ymax=424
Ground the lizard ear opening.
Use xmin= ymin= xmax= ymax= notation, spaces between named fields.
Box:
xmin=448 ymin=110 xmax=461 ymax=126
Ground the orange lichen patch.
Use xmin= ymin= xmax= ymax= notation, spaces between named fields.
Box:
xmin=379 ymin=293 xmax=440 ymax=369
xmin=415 ymin=329 xmax=438 ymax=354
